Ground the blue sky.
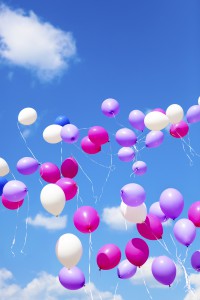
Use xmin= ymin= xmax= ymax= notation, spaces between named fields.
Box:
xmin=0 ymin=1 xmax=200 ymax=299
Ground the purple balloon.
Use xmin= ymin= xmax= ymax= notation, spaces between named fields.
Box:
xmin=145 ymin=131 xmax=164 ymax=148
xmin=121 ymin=183 xmax=146 ymax=207
xmin=153 ymin=108 xmax=166 ymax=114
xmin=159 ymin=188 xmax=184 ymax=220
xmin=149 ymin=202 xmax=168 ymax=223
xmin=186 ymin=105 xmax=200 ymax=124
xmin=17 ymin=157 xmax=40 ymax=175
xmin=115 ymin=128 xmax=137 ymax=147
xmin=61 ymin=124 xmax=79 ymax=143
xmin=101 ymin=98 xmax=120 ymax=117
xmin=118 ymin=147 xmax=135 ymax=162
xmin=152 ymin=256 xmax=176 ymax=286
xmin=59 ymin=266 xmax=85 ymax=290
xmin=3 ymin=180 xmax=28 ymax=202
xmin=173 ymin=218 xmax=196 ymax=247
xmin=128 ymin=110 xmax=145 ymax=131
xmin=117 ymin=259 xmax=137 ymax=279
xmin=132 ymin=161 xmax=147 ymax=176
xmin=191 ymin=250 xmax=200 ymax=271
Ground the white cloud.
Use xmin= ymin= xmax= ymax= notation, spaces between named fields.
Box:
xmin=102 ymin=206 xmax=134 ymax=231
xmin=184 ymin=273 xmax=200 ymax=300
xmin=27 ymin=213 xmax=67 ymax=231
xmin=0 ymin=4 xmax=76 ymax=80
xmin=0 ymin=269 xmax=123 ymax=300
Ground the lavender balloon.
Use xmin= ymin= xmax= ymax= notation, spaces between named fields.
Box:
xmin=159 ymin=188 xmax=184 ymax=220
xmin=173 ymin=218 xmax=196 ymax=247
xmin=152 ymin=256 xmax=176 ymax=286
xmin=149 ymin=202 xmax=168 ymax=222
xmin=121 ymin=183 xmax=146 ymax=207
xmin=17 ymin=157 xmax=40 ymax=175
xmin=145 ymin=131 xmax=164 ymax=148
xmin=115 ymin=128 xmax=137 ymax=147
xmin=101 ymin=98 xmax=120 ymax=117
xmin=61 ymin=124 xmax=79 ymax=143
xmin=3 ymin=180 xmax=28 ymax=202
xmin=132 ymin=161 xmax=147 ymax=176
xmin=186 ymin=105 xmax=200 ymax=124
xmin=59 ymin=266 xmax=85 ymax=290
xmin=117 ymin=259 xmax=137 ymax=279
xmin=118 ymin=147 xmax=135 ymax=162
xmin=128 ymin=110 xmax=145 ymax=131
xmin=191 ymin=250 xmax=200 ymax=271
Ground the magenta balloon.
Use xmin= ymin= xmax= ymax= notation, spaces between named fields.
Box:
xmin=118 ymin=147 xmax=135 ymax=162
xmin=61 ymin=124 xmax=79 ymax=143
xmin=153 ymin=108 xmax=166 ymax=114
xmin=3 ymin=180 xmax=27 ymax=202
xmin=101 ymin=98 xmax=120 ymax=117
xmin=159 ymin=188 xmax=184 ymax=220
xmin=73 ymin=206 xmax=100 ymax=233
xmin=115 ymin=128 xmax=137 ymax=147
xmin=88 ymin=126 xmax=109 ymax=145
xmin=191 ymin=250 xmax=200 ymax=272
xmin=128 ymin=110 xmax=145 ymax=131
xmin=170 ymin=121 xmax=189 ymax=138
xmin=40 ymin=162 xmax=60 ymax=183
xmin=132 ymin=161 xmax=147 ymax=176
xmin=56 ymin=178 xmax=78 ymax=201
xmin=188 ymin=201 xmax=200 ymax=227
xmin=145 ymin=131 xmax=164 ymax=148
xmin=137 ymin=214 xmax=163 ymax=240
xmin=152 ymin=256 xmax=176 ymax=286
xmin=16 ymin=157 xmax=40 ymax=175
xmin=117 ymin=259 xmax=137 ymax=279
xmin=59 ymin=266 xmax=85 ymax=290
xmin=125 ymin=238 xmax=149 ymax=267
xmin=81 ymin=136 xmax=101 ymax=154
xmin=149 ymin=202 xmax=168 ymax=223
xmin=173 ymin=218 xmax=196 ymax=247
xmin=96 ymin=244 xmax=121 ymax=270
xmin=186 ymin=105 xmax=200 ymax=124
xmin=121 ymin=183 xmax=146 ymax=207
xmin=61 ymin=157 xmax=78 ymax=178
xmin=2 ymin=194 xmax=24 ymax=210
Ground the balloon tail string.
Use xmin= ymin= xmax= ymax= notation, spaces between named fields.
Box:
xmin=159 ymin=238 xmax=171 ymax=255
xmin=17 ymin=122 xmax=38 ymax=161
xmin=88 ymin=233 xmax=94 ymax=300
xmin=181 ymin=138 xmax=193 ymax=166
xmin=60 ymin=141 xmax=63 ymax=164
xmin=10 ymin=171 xmax=16 ymax=180
xmin=139 ymin=268 xmax=153 ymax=299
xmin=21 ymin=191 xmax=30 ymax=254
xmin=38 ymin=178 xmax=44 ymax=186
xmin=112 ymin=113 xmax=126 ymax=128
xmin=10 ymin=206 xmax=20 ymax=257
xmin=113 ymin=282 xmax=119 ymax=300
xmin=124 ymin=219 xmax=128 ymax=231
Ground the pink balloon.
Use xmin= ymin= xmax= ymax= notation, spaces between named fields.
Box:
xmin=56 ymin=178 xmax=78 ymax=201
xmin=125 ymin=238 xmax=149 ymax=267
xmin=2 ymin=194 xmax=24 ymax=210
xmin=61 ymin=157 xmax=78 ymax=178
xmin=188 ymin=201 xmax=200 ymax=227
xmin=153 ymin=108 xmax=166 ymax=114
xmin=88 ymin=126 xmax=109 ymax=145
xmin=81 ymin=136 xmax=101 ymax=154
xmin=96 ymin=244 xmax=121 ymax=270
xmin=137 ymin=214 xmax=163 ymax=240
xmin=170 ymin=121 xmax=189 ymax=138
xmin=40 ymin=162 xmax=60 ymax=183
xmin=73 ymin=206 xmax=100 ymax=233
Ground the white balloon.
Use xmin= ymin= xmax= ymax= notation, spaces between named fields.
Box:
xmin=120 ymin=201 xmax=147 ymax=223
xmin=166 ymin=104 xmax=184 ymax=124
xmin=18 ymin=107 xmax=37 ymax=125
xmin=40 ymin=184 xmax=65 ymax=216
xmin=56 ymin=233 xmax=83 ymax=268
xmin=144 ymin=111 xmax=169 ymax=131
xmin=43 ymin=125 xmax=62 ymax=144
xmin=0 ymin=158 xmax=9 ymax=176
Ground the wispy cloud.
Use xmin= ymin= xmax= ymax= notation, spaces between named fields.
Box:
xmin=27 ymin=213 xmax=67 ymax=231
xmin=102 ymin=206 xmax=134 ymax=231
xmin=184 ymin=273 xmax=200 ymax=300
xmin=0 ymin=4 xmax=77 ymax=81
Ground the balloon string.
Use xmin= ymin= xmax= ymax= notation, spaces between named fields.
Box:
xmin=10 ymin=206 xmax=20 ymax=257
xmin=10 ymin=171 xmax=16 ymax=180
xmin=113 ymin=282 xmax=119 ymax=300
xmin=181 ymin=138 xmax=193 ymax=166
xmin=88 ymin=233 xmax=94 ymax=300
xmin=38 ymin=178 xmax=44 ymax=186
xmin=112 ymin=113 xmax=126 ymax=128
xmin=17 ymin=122 xmax=38 ymax=161
xmin=21 ymin=191 xmax=30 ymax=254
xmin=60 ymin=141 xmax=63 ymax=164
xmin=139 ymin=268 xmax=153 ymax=299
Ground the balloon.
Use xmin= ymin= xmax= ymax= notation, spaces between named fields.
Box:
xmin=81 ymin=136 xmax=101 ymax=154
xmin=3 ymin=180 xmax=27 ymax=202
xmin=2 ymin=195 xmax=24 ymax=210
xmin=96 ymin=244 xmax=121 ymax=270
xmin=0 ymin=158 xmax=9 ymax=176
xmin=198 ymin=97 xmax=200 ymax=105
xmin=115 ymin=128 xmax=137 ymax=147
xmin=188 ymin=201 xmax=200 ymax=227
xmin=40 ymin=162 xmax=60 ymax=183
xmin=73 ymin=206 xmax=100 ymax=233
xmin=61 ymin=124 xmax=79 ymax=143
xmin=186 ymin=105 xmax=200 ymax=124
xmin=61 ymin=157 xmax=78 ymax=178
xmin=101 ymin=98 xmax=120 ymax=117
xmin=152 ymin=256 xmax=176 ymax=286
xmin=132 ymin=161 xmax=147 ymax=176
xmin=153 ymin=108 xmax=166 ymax=114
xmin=16 ymin=157 xmax=39 ymax=175
xmin=40 ymin=184 xmax=65 ymax=216
xmin=120 ymin=202 xmax=147 ymax=224
xmin=18 ymin=107 xmax=37 ymax=125
xmin=117 ymin=259 xmax=137 ymax=279
xmin=144 ymin=111 xmax=169 ymax=131
xmin=56 ymin=233 xmax=83 ymax=268
xmin=170 ymin=121 xmax=189 ymax=138
xmin=118 ymin=147 xmax=135 ymax=162
xmin=56 ymin=178 xmax=78 ymax=201
xmin=145 ymin=131 xmax=164 ymax=148
xmin=191 ymin=250 xmax=200 ymax=272
xmin=137 ymin=214 xmax=163 ymax=240
xmin=59 ymin=266 xmax=85 ymax=290
xmin=0 ymin=177 xmax=8 ymax=196
xmin=55 ymin=116 xmax=70 ymax=127
xmin=43 ymin=124 xmax=62 ymax=144
xmin=128 ymin=110 xmax=145 ymax=131
xmin=166 ymin=104 xmax=184 ymax=124
xmin=88 ymin=126 xmax=109 ymax=145
xmin=173 ymin=218 xmax=196 ymax=247
xmin=121 ymin=183 xmax=146 ymax=207
xmin=159 ymin=188 xmax=184 ymax=220
xmin=149 ymin=202 xmax=168 ymax=223
xmin=125 ymin=238 xmax=149 ymax=267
